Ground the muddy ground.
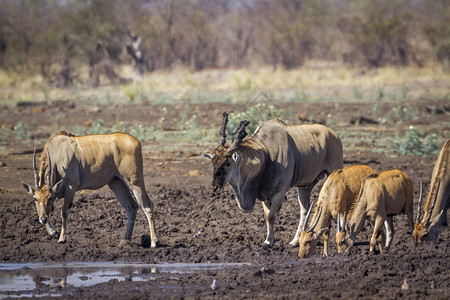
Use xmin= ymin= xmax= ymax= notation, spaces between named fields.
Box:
xmin=0 ymin=99 xmax=449 ymax=299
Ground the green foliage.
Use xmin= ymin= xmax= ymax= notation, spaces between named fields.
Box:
xmin=228 ymin=104 xmax=285 ymax=136
xmin=391 ymin=126 xmax=439 ymax=157
xmin=13 ymin=121 xmax=30 ymax=139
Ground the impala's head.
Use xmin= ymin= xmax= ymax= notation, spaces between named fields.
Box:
xmin=298 ymin=206 xmax=326 ymax=258
xmin=203 ymin=112 xmax=250 ymax=193
xmin=413 ymin=179 xmax=443 ymax=246
xmin=22 ymin=149 xmax=63 ymax=224
xmin=335 ymin=212 xmax=348 ymax=253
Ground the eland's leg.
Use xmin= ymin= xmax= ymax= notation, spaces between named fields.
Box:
xmin=108 ymin=178 xmax=138 ymax=240
xmin=58 ymin=190 xmax=75 ymax=244
xmin=44 ymin=220 xmax=57 ymax=238
xmin=264 ymin=191 xmax=285 ymax=246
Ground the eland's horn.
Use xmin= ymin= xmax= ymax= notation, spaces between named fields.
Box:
xmin=416 ymin=178 xmax=423 ymax=223
xmin=425 ymin=178 xmax=440 ymax=225
xmin=307 ymin=207 xmax=322 ymax=233
xmin=301 ymin=203 xmax=314 ymax=232
xmin=46 ymin=149 xmax=52 ymax=189
xmin=217 ymin=112 xmax=229 ymax=148
xmin=32 ymin=147 xmax=39 ymax=188
xmin=226 ymin=120 xmax=250 ymax=153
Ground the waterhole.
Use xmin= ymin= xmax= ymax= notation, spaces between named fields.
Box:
xmin=0 ymin=262 xmax=250 ymax=298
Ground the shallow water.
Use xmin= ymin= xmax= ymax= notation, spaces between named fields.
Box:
xmin=0 ymin=262 xmax=250 ymax=298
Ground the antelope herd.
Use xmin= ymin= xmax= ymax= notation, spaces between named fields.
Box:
xmin=22 ymin=112 xmax=448 ymax=258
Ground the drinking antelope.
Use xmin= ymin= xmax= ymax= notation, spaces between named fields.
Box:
xmin=413 ymin=138 xmax=449 ymax=244
xmin=345 ymin=169 xmax=414 ymax=253
xmin=298 ymin=165 xmax=376 ymax=258
xmin=22 ymin=131 xmax=158 ymax=247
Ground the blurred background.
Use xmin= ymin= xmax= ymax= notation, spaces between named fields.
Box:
xmin=0 ymin=0 xmax=448 ymax=157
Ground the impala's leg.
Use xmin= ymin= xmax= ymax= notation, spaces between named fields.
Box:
xmin=108 ymin=178 xmax=138 ymax=240
xmin=384 ymin=217 xmax=395 ymax=249
xmin=127 ymin=182 xmax=158 ymax=247
xmin=323 ymin=226 xmax=330 ymax=257
xmin=370 ymin=216 xmax=384 ymax=252
xmin=58 ymin=189 xmax=75 ymax=244
xmin=264 ymin=191 xmax=285 ymax=246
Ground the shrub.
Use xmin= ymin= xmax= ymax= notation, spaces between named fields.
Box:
xmin=228 ymin=103 xmax=284 ymax=136
xmin=392 ymin=126 xmax=439 ymax=157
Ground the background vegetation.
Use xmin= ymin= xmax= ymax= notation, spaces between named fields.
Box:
xmin=0 ymin=0 xmax=449 ymax=83
xmin=0 ymin=0 xmax=448 ymax=157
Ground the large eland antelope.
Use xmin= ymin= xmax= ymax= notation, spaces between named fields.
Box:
xmin=22 ymin=131 xmax=158 ymax=247
xmin=345 ymin=169 xmax=414 ymax=253
xmin=203 ymin=112 xmax=343 ymax=246
xmin=413 ymin=138 xmax=449 ymax=244
xmin=298 ymin=165 xmax=376 ymax=258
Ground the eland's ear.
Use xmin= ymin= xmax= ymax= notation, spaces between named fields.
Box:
xmin=232 ymin=152 xmax=240 ymax=163
xmin=22 ymin=181 xmax=35 ymax=195
xmin=52 ymin=179 xmax=64 ymax=194
xmin=202 ymin=153 xmax=214 ymax=160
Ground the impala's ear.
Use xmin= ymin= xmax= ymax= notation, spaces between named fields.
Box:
xmin=314 ymin=228 xmax=329 ymax=239
xmin=52 ymin=179 xmax=64 ymax=194
xmin=22 ymin=181 xmax=35 ymax=195
xmin=430 ymin=210 xmax=444 ymax=227
xmin=202 ymin=153 xmax=214 ymax=160
xmin=232 ymin=152 xmax=240 ymax=163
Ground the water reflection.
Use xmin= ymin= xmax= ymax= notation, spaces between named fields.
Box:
xmin=0 ymin=262 xmax=249 ymax=298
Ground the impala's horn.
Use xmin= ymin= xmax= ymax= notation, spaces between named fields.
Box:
xmin=337 ymin=213 xmax=341 ymax=232
xmin=425 ymin=178 xmax=440 ymax=226
xmin=307 ymin=207 xmax=322 ymax=233
xmin=46 ymin=149 xmax=52 ymax=189
xmin=226 ymin=120 xmax=250 ymax=153
xmin=217 ymin=112 xmax=229 ymax=149
xmin=416 ymin=178 xmax=423 ymax=223
xmin=32 ymin=147 xmax=39 ymax=188
xmin=301 ymin=203 xmax=314 ymax=232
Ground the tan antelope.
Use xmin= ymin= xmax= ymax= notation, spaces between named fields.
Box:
xmin=298 ymin=165 xmax=376 ymax=258
xmin=344 ymin=169 xmax=414 ymax=253
xmin=22 ymin=131 xmax=158 ymax=247
xmin=413 ymin=138 xmax=449 ymax=244
xmin=203 ymin=112 xmax=343 ymax=246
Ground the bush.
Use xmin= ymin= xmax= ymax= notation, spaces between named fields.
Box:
xmin=392 ymin=126 xmax=439 ymax=157
xmin=228 ymin=103 xmax=284 ymax=136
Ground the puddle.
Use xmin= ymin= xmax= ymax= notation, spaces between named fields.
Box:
xmin=0 ymin=262 xmax=250 ymax=298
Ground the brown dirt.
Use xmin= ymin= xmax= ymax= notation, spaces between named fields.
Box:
xmin=0 ymin=99 xmax=449 ymax=299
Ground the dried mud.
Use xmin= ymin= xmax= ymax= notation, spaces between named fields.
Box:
xmin=0 ymin=99 xmax=449 ymax=299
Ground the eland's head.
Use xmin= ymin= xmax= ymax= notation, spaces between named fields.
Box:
xmin=203 ymin=112 xmax=250 ymax=193
xmin=22 ymin=148 xmax=63 ymax=225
